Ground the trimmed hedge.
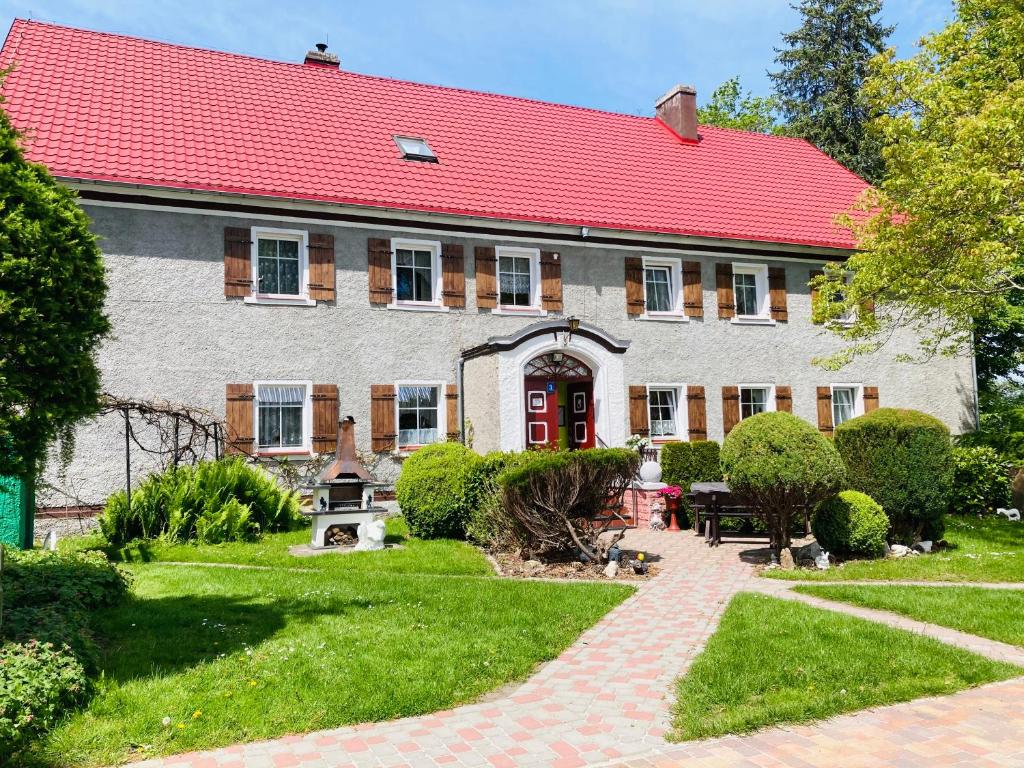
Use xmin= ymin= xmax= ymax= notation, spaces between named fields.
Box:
xmin=835 ymin=408 xmax=953 ymax=543
xmin=660 ymin=440 xmax=722 ymax=490
xmin=464 ymin=451 xmax=530 ymax=550
xmin=949 ymin=445 xmax=1012 ymax=516
xmin=396 ymin=442 xmax=480 ymax=539
xmin=812 ymin=490 xmax=889 ymax=558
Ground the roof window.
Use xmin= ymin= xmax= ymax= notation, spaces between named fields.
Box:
xmin=394 ymin=136 xmax=438 ymax=163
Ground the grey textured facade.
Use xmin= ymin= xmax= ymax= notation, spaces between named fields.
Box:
xmin=42 ymin=199 xmax=977 ymax=506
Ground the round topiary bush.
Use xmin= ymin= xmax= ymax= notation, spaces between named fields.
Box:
xmin=721 ymin=412 xmax=846 ymax=555
xmin=949 ymin=445 xmax=1011 ymax=516
xmin=834 ymin=408 xmax=953 ymax=544
xmin=395 ymin=442 xmax=480 ymax=539
xmin=812 ymin=490 xmax=889 ymax=558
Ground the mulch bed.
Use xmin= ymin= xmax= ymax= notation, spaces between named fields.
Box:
xmin=491 ymin=551 xmax=660 ymax=581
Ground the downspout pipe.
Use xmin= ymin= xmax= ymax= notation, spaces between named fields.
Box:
xmin=457 ymin=354 xmax=466 ymax=445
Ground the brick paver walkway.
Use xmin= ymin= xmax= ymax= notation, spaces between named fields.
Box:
xmin=133 ymin=531 xmax=1024 ymax=768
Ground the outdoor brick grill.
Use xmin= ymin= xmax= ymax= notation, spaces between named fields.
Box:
xmin=309 ymin=416 xmax=386 ymax=548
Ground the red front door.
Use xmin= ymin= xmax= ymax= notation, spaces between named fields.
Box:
xmin=524 ymin=377 xmax=558 ymax=448
xmin=568 ymin=381 xmax=595 ymax=449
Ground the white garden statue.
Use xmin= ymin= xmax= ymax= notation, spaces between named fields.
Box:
xmin=997 ymin=508 xmax=1021 ymax=522
xmin=355 ymin=519 xmax=387 ymax=551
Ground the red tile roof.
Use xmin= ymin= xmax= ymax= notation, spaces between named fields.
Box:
xmin=0 ymin=19 xmax=868 ymax=249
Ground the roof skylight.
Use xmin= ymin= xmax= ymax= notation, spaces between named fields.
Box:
xmin=394 ymin=136 xmax=438 ymax=163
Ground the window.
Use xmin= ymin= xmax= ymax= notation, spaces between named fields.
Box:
xmin=831 ymin=385 xmax=862 ymax=426
xmin=397 ymin=384 xmax=442 ymax=448
xmin=496 ymin=247 xmax=541 ymax=311
xmin=644 ymin=266 xmax=672 ymax=312
xmin=394 ymin=136 xmax=438 ymax=162
xmin=390 ymin=239 xmax=442 ymax=308
xmin=648 ymin=387 xmax=682 ymax=437
xmin=740 ymin=386 xmax=773 ymax=420
xmin=256 ymin=382 xmax=310 ymax=452
xmin=251 ymin=228 xmax=308 ymax=300
xmin=732 ymin=263 xmax=769 ymax=319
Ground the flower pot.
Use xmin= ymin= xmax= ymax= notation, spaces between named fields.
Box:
xmin=664 ymin=496 xmax=682 ymax=532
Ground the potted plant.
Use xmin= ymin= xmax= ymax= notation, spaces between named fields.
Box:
xmin=658 ymin=485 xmax=684 ymax=531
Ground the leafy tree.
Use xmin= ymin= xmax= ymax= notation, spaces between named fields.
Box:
xmin=0 ymin=75 xmax=109 ymax=478
xmin=770 ymin=0 xmax=892 ymax=182
xmin=697 ymin=77 xmax=782 ymax=135
xmin=813 ymin=1 xmax=1024 ymax=370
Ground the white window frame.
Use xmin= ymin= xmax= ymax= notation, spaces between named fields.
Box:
xmin=394 ymin=380 xmax=447 ymax=452
xmin=641 ymin=257 xmax=686 ymax=321
xmin=731 ymin=262 xmax=773 ymax=324
xmin=646 ymin=384 xmax=688 ymax=441
xmin=388 ymin=238 xmax=446 ymax=312
xmin=253 ymin=380 xmax=313 ymax=456
xmin=494 ymin=246 xmax=545 ymax=315
xmin=738 ymin=384 xmax=776 ymax=421
xmin=830 ymin=383 xmax=864 ymax=426
xmin=245 ymin=227 xmax=315 ymax=307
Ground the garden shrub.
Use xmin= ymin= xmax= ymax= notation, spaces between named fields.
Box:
xmin=812 ymin=490 xmax=889 ymax=558
xmin=834 ymin=408 xmax=953 ymax=543
xmin=498 ymin=448 xmax=639 ymax=558
xmin=2 ymin=603 xmax=98 ymax=670
xmin=464 ymin=451 xmax=529 ymax=550
xmin=660 ymin=440 xmax=723 ymax=489
xmin=3 ymin=549 xmax=130 ymax=609
xmin=949 ymin=445 xmax=1012 ymax=516
xmin=720 ymin=412 xmax=846 ymax=555
xmin=100 ymin=457 xmax=302 ymax=545
xmin=396 ymin=442 xmax=480 ymax=539
xmin=0 ymin=640 xmax=89 ymax=753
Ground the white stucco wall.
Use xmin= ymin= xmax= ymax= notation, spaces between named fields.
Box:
xmin=42 ymin=203 xmax=977 ymax=505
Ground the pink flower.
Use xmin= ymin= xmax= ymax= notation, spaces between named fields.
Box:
xmin=658 ymin=486 xmax=683 ymax=499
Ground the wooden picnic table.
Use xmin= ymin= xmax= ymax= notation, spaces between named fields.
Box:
xmin=688 ymin=481 xmax=810 ymax=546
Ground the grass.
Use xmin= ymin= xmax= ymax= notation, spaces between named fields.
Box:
xmin=26 ymin=521 xmax=632 ymax=767
xmin=796 ymin=584 xmax=1024 ymax=648
xmin=670 ymin=593 xmax=1020 ymax=741
xmin=762 ymin=516 xmax=1024 ymax=582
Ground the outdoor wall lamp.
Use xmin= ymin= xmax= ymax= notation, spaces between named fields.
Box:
xmin=561 ymin=316 xmax=580 ymax=346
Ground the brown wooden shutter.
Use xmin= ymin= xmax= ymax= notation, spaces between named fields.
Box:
xmin=446 ymin=384 xmax=460 ymax=441
xmin=683 ymin=261 xmax=703 ymax=318
xmin=817 ymin=386 xmax=834 ymax=436
xmin=225 ymin=383 xmax=255 ymax=455
xmin=769 ymin=266 xmax=788 ymax=321
xmin=475 ymin=246 xmax=497 ymax=309
xmin=441 ymin=243 xmax=466 ymax=308
xmin=367 ymin=238 xmax=393 ymax=305
xmin=628 ymin=385 xmax=649 ymax=436
xmin=863 ymin=386 xmax=880 ymax=412
xmin=716 ymin=263 xmax=735 ymax=319
xmin=687 ymin=385 xmax=707 ymax=440
xmin=370 ymin=384 xmax=396 ymax=452
xmin=224 ymin=227 xmax=252 ymax=297
xmin=722 ymin=386 xmax=740 ymax=436
xmin=311 ymin=384 xmax=339 ymax=453
xmin=540 ymin=251 xmax=563 ymax=312
xmin=809 ymin=269 xmax=824 ymax=324
xmin=775 ymin=385 xmax=793 ymax=413
xmin=625 ymin=257 xmax=645 ymax=316
xmin=308 ymin=233 xmax=336 ymax=302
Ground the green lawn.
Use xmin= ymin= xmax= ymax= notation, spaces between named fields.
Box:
xmin=796 ymin=584 xmax=1024 ymax=648
xmin=670 ymin=593 xmax=1020 ymax=741
xmin=762 ymin=516 xmax=1024 ymax=582
xmin=27 ymin=524 xmax=631 ymax=767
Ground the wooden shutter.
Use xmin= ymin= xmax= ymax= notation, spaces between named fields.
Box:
xmin=311 ymin=384 xmax=339 ymax=453
xmin=722 ymin=386 xmax=740 ymax=436
xmin=625 ymin=257 xmax=644 ymax=316
xmin=225 ymin=383 xmax=255 ymax=455
xmin=687 ymin=385 xmax=707 ymax=440
xmin=716 ymin=263 xmax=735 ymax=319
xmin=540 ymin=251 xmax=563 ymax=312
xmin=370 ymin=385 xmax=396 ymax=452
xmin=224 ymin=227 xmax=252 ymax=297
xmin=628 ymin=385 xmax=649 ymax=436
xmin=769 ymin=266 xmax=788 ymax=321
xmin=775 ymin=385 xmax=793 ymax=413
xmin=817 ymin=386 xmax=834 ymax=436
xmin=475 ymin=246 xmax=497 ymax=308
xmin=683 ymin=261 xmax=703 ymax=318
xmin=308 ymin=233 xmax=336 ymax=302
xmin=809 ymin=269 xmax=824 ymax=324
xmin=446 ymin=384 xmax=460 ymax=441
xmin=863 ymin=386 xmax=880 ymax=412
xmin=367 ymin=238 xmax=393 ymax=305
xmin=441 ymin=243 xmax=466 ymax=308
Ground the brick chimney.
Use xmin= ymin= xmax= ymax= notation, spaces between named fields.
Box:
xmin=304 ymin=42 xmax=339 ymax=69
xmin=655 ymin=84 xmax=698 ymax=143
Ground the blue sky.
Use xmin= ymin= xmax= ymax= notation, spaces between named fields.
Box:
xmin=3 ymin=0 xmax=952 ymax=115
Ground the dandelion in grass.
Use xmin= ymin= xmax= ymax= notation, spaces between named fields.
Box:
xmin=192 ymin=710 xmax=202 ymax=719
xmin=161 ymin=717 xmax=171 ymax=727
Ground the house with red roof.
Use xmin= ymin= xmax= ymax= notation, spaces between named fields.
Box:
xmin=0 ymin=20 xmax=975 ymax=505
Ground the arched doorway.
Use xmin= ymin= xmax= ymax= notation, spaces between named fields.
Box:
xmin=523 ymin=352 xmax=595 ymax=449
